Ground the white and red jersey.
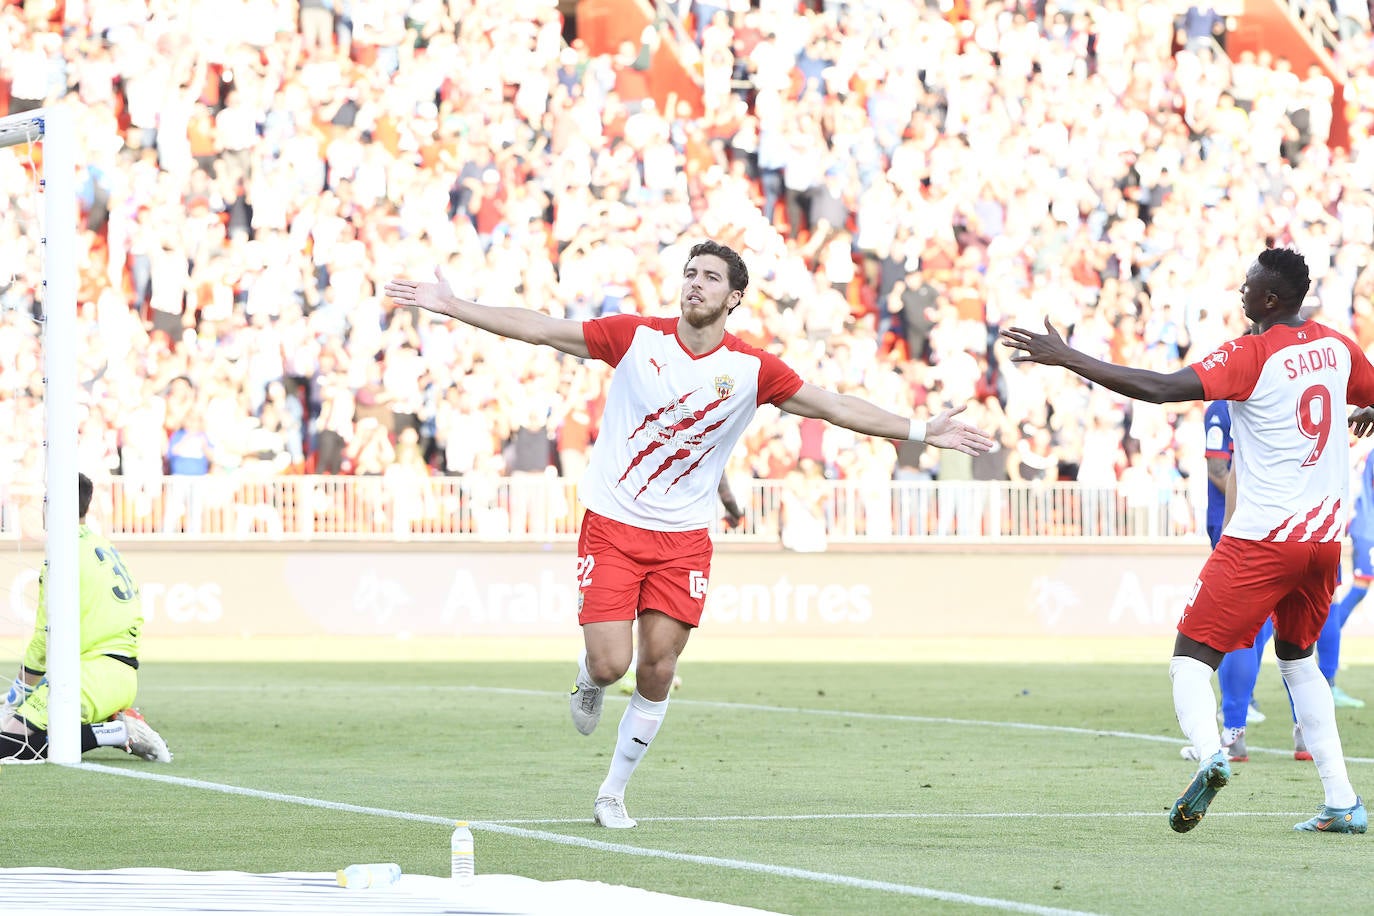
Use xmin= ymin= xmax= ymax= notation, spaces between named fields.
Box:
xmin=579 ymin=315 xmax=803 ymax=531
xmin=1192 ymin=321 xmax=1374 ymax=542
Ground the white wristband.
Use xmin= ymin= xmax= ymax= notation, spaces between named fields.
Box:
xmin=907 ymin=418 xmax=927 ymax=442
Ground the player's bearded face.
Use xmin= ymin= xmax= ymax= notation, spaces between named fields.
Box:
xmin=680 ymin=255 xmax=740 ymax=329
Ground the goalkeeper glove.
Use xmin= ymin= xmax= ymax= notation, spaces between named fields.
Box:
xmin=3 ymin=676 xmax=36 ymax=709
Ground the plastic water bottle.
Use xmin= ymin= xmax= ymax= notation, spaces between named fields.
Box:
xmin=450 ymin=821 xmax=475 ymax=885
xmin=336 ymin=863 xmax=402 ymax=888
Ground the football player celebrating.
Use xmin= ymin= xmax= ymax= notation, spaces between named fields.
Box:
xmin=386 ymin=240 xmax=994 ymax=827
xmin=1002 ymin=247 xmax=1372 ymax=834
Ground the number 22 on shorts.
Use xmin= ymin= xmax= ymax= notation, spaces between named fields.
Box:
xmin=576 ymin=554 xmax=595 ymax=587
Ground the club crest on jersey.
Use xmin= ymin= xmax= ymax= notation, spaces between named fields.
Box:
xmin=714 ymin=374 xmax=735 ymax=400
xmin=1201 ymin=348 xmax=1230 ymax=371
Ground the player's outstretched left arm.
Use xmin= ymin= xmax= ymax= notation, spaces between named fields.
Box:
xmin=779 ymin=383 xmax=995 ymax=456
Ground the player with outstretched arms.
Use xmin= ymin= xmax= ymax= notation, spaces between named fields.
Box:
xmin=1002 ymin=247 xmax=1374 ymax=834
xmin=386 ymin=240 xmax=995 ymax=827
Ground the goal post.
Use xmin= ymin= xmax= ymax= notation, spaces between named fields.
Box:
xmin=0 ymin=106 xmax=80 ymax=764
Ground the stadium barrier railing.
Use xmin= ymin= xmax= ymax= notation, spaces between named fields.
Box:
xmin=0 ymin=476 xmax=1208 ymax=544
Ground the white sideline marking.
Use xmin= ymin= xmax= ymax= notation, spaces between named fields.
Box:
xmin=487 ymin=811 xmax=1310 ymax=825
xmin=147 ymin=684 xmax=1374 ymax=764
xmin=74 ymin=763 xmax=1099 ymax=916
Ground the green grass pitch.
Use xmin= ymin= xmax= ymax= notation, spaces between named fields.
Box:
xmin=3 ymin=657 xmax=1371 ymax=915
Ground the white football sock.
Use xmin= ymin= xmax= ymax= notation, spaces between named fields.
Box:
xmin=598 ymin=691 xmax=668 ymax=800
xmin=576 ymin=650 xmax=598 ymax=689
xmin=1279 ymin=656 xmax=1357 ymax=808
xmin=89 ymin=720 xmax=128 ymax=748
xmin=1170 ymin=656 xmax=1221 ymax=764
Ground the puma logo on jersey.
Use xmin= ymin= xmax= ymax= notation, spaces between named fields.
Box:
xmin=649 ymin=358 xmax=666 ymax=375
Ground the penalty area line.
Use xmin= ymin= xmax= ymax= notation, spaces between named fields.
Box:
xmin=144 ymin=684 xmax=1374 ymax=765
xmin=72 ymin=763 xmax=1100 ymax=916
xmin=486 ymin=810 xmax=1312 ymax=825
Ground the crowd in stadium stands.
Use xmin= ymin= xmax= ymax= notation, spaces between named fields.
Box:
xmin=1 ymin=0 xmax=1373 ymax=530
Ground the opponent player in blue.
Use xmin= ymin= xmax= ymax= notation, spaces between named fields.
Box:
xmin=1319 ymin=448 xmax=1374 ymax=708
xmin=1202 ymin=400 xmax=1273 ymax=763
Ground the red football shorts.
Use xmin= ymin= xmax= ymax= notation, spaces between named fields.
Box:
xmin=575 ymin=510 xmax=713 ymax=627
xmin=1179 ymin=535 xmax=1340 ymax=652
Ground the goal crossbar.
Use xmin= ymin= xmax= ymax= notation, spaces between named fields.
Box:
xmin=0 ymin=106 xmax=80 ymax=765
xmin=0 ymin=113 xmax=45 ymax=149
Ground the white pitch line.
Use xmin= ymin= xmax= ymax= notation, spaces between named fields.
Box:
xmin=73 ymin=763 xmax=1100 ymax=916
xmin=144 ymin=684 xmax=1374 ymax=764
xmin=484 ymin=810 xmax=1311 ymax=825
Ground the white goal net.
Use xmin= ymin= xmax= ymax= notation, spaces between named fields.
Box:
xmin=0 ymin=106 xmax=81 ymax=763
xmin=0 ymin=114 xmax=42 ymax=670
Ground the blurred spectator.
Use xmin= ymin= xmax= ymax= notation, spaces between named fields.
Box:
xmin=348 ymin=415 xmax=395 ymax=476
xmin=385 ymin=425 xmax=433 ymax=536
xmin=163 ymin=412 xmax=213 ymax=534
xmin=779 ymin=461 xmax=828 ymax=552
xmin=313 ymin=370 xmax=355 ymax=474
xmin=299 ymin=0 xmax=336 ymax=57
xmin=1334 ymin=0 xmax=1372 ymax=39
xmin=1180 ymin=5 xmax=1227 ymax=53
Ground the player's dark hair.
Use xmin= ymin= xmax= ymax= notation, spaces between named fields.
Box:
xmin=78 ymin=472 xmax=93 ymax=519
xmin=687 ymin=240 xmax=749 ymax=294
xmin=1256 ymin=247 xmax=1311 ymax=305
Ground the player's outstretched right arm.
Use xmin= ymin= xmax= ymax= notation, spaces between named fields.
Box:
xmin=384 ymin=268 xmax=591 ymax=358
xmin=1000 ymin=318 xmax=1203 ymax=404
xmin=1350 ymin=407 xmax=1374 ymax=438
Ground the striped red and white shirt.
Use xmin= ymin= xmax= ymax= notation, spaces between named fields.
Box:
xmin=1193 ymin=321 xmax=1374 ymax=542
xmin=579 ymin=315 xmax=803 ymax=531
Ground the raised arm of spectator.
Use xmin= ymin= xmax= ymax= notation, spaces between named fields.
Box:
xmin=385 ymin=268 xmax=591 ymax=358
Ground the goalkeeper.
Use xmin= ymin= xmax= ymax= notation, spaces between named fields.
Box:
xmin=0 ymin=474 xmax=171 ymax=763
